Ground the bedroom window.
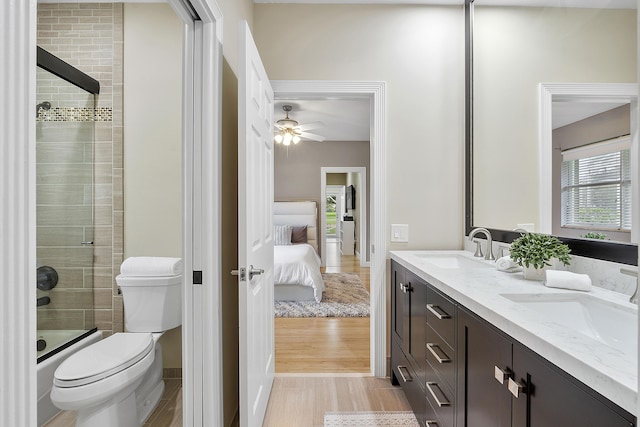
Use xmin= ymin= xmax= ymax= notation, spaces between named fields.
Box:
xmin=561 ymin=135 xmax=631 ymax=232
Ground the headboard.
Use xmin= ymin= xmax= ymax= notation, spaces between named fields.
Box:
xmin=273 ymin=201 xmax=318 ymax=253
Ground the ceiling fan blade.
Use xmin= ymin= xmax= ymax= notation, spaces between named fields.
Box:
xmin=296 ymin=121 xmax=325 ymax=132
xmin=300 ymin=131 xmax=326 ymax=142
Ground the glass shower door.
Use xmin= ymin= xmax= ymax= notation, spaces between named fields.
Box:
xmin=36 ymin=66 xmax=96 ymax=361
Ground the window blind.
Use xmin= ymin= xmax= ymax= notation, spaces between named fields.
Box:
xmin=561 ymin=136 xmax=631 ymax=231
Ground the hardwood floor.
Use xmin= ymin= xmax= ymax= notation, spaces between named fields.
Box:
xmin=45 ymin=239 xmax=393 ymax=426
xmin=275 ymin=238 xmax=371 ymax=373
xmin=262 ymin=376 xmax=411 ymax=427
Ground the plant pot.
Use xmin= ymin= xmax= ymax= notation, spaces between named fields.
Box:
xmin=522 ymin=265 xmax=550 ymax=281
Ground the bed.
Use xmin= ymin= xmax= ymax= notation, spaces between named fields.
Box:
xmin=273 ymin=201 xmax=324 ymax=302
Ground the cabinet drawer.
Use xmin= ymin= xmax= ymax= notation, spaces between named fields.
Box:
xmin=425 ymin=370 xmax=455 ymax=427
xmin=391 ymin=339 xmax=426 ymax=423
xmin=426 ymin=286 xmax=456 ymax=347
xmin=426 ymin=325 xmax=455 ymax=391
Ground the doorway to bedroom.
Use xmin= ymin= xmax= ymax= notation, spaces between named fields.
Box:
xmin=272 ymin=96 xmax=372 ymax=375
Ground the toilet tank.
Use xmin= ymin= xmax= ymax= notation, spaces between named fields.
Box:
xmin=116 ymin=275 xmax=182 ymax=332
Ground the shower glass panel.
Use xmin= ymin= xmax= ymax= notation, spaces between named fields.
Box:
xmin=36 ymin=64 xmax=97 ymax=362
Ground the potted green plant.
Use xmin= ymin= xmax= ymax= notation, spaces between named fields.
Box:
xmin=509 ymin=233 xmax=571 ymax=280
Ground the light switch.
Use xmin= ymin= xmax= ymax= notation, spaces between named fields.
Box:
xmin=391 ymin=224 xmax=409 ymax=242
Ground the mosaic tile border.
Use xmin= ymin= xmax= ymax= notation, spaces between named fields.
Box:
xmin=37 ymin=106 xmax=112 ymax=122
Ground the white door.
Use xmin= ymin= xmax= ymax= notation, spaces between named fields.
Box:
xmin=237 ymin=20 xmax=275 ymax=427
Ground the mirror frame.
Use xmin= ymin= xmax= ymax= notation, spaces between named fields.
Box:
xmin=464 ymin=0 xmax=638 ymax=266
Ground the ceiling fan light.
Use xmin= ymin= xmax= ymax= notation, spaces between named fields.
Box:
xmin=283 ymin=132 xmax=292 ymax=145
xmin=292 ymin=135 xmax=301 ymax=144
xmin=274 ymin=133 xmax=283 ymax=143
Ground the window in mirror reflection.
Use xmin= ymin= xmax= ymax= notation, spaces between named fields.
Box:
xmin=560 ymin=136 xmax=631 ymax=240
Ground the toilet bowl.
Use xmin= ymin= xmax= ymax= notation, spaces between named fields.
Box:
xmin=50 ymin=257 xmax=182 ymax=427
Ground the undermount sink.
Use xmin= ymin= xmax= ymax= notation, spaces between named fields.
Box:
xmin=412 ymin=253 xmax=493 ymax=269
xmin=500 ymin=293 xmax=637 ymax=356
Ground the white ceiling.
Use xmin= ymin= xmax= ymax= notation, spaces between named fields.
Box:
xmin=274 ymin=99 xmax=370 ymax=142
xmin=552 ymin=101 xmax=628 ymax=129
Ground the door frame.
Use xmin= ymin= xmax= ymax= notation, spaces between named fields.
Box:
xmin=320 ymin=167 xmax=368 ymax=267
xmin=272 ymin=80 xmax=387 ymax=377
xmin=3 ymin=0 xmax=223 ymax=424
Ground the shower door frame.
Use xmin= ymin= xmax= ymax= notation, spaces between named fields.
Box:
xmin=3 ymin=0 xmax=224 ymax=426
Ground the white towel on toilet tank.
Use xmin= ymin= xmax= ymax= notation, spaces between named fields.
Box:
xmin=120 ymin=257 xmax=183 ymax=277
xmin=544 ymin=270 xmax=592 ymax=292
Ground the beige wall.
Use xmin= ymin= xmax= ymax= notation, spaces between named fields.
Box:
xmin=274 ymin=141 xmax=370 ymax=259
xmin=255 ymin=4 xmax=466 ymax=251
xmin=123 ymin=3 xmax=183 ymax=369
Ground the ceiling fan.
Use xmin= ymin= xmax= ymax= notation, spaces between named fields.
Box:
xmin=274 ymin=104 xmax=326 ymax=145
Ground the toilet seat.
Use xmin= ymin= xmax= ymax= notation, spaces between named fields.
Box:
xmin=54 ymin=333 xmax=154 ymax=388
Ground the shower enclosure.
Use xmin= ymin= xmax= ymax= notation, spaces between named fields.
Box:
xmin=36 ymin=46 xmax=102 ymax=425
xmin=36 ymin=46 xmax=100 ymax=361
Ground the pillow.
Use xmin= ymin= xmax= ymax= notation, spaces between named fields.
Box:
xmin=274 ymin=225 xmax=292 ymax=246
xmin=291 ymin=225 xmax=308 ymax=244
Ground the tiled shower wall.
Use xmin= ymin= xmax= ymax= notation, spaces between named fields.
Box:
xmin=37 ymin=3 xmax=124 ymax=337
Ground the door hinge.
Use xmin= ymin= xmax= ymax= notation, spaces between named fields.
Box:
xmin=231 ymin=267 xmax=246 ymax=281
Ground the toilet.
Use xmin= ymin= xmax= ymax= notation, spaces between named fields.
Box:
xmin=50 ymin=257 xmax=182 ymax=427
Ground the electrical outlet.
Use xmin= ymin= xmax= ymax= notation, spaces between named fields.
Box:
xmin=391 ymin=224 xmax=409 ymax=242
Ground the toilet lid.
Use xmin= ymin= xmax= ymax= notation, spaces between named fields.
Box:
xmin=54 ymin=333 xmax=154 ymax=387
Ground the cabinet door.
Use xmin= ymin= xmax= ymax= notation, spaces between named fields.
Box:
xmin=511 ymin=342 xmax=635 ymax=427
xmin=407 ymin=271 xmax=427 ymax=384
xmin=391 ymin=261 xmax=409 ymax=351
xmin=457 ymin=308 xmax=512 ymax=427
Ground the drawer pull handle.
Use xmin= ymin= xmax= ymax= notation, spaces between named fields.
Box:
xmin=397 ymin=365 xmax=412 ymax=383
xmin=508 ymin=377 xmax=527 ymax=398
xmin=425 ymin=421 xmax=439 ymax=427
xmin=426 ymin=382 xmax=451 ymax=407
xmin=494 ymin=366 xmax=513 ymax=385
xmin=427 ymin=304 xmax=451 ymax=319
xmin=427 ymin=343 xmax=451 ymax=363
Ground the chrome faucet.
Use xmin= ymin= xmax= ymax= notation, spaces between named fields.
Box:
xmin=468 ymin=227 xmax=495 ymax=261
xmin=620 ymin=267 xmax=638 ymax=304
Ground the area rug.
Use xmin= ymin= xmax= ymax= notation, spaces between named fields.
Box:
xmin=324 ymin=411 xmax=420 ymax=426
xmin=274 ymin=272 xmax=370 ymax=318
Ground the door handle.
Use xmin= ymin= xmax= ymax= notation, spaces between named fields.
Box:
xmin=494 ymin=366 xmax=513 ymax=385
xmin=231 ymin=265 xmax=264 ymax=281
xmin=248 ymin=265 xmax=264 ymax=280
xmin=425 ymin=421 xmax=439 ymax=427
xmin=508 ymin=377 xmax=527 ymax=398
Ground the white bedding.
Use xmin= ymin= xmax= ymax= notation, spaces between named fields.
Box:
xmin=274 ymin=243 xmax=324 ymax=302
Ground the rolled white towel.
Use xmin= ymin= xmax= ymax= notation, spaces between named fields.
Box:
xmin=120 ymin=256 xmax=183 ymax=277
xmin=496 ymin=256 xmax=520 ymax=272
xmin=544 ymin=270 xmax=592 ymax=292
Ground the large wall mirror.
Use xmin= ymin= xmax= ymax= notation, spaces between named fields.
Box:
xmin=466 ymin=0 xmax=639 ymax=265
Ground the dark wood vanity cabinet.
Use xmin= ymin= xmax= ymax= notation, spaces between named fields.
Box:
xmin=457 ymin=307 xmax=636 ymax=427
xmin=390 ymin=261 xmax=636 ymax=427
xmin=391 ymin=260 xmax=428 ymax=424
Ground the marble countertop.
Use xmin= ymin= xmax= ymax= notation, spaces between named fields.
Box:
xmin=390 ymin=250 xmax=638 ymax=416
